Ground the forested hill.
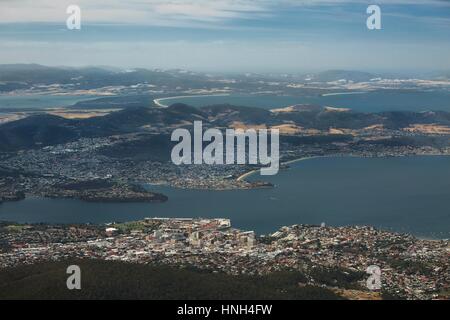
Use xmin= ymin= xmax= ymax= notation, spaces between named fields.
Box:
xmin=0 ymin=260 xmax=347 ymax=300
xmin=1 ymin=103 xmax=450 ymax=152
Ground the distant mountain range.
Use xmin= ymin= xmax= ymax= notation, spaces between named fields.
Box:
xmin=0 ymin=64 xmax=447 ymax=93
xmin=0 ymin=64 xmax=218 ymax=92
xmin=308 ymin=70 xmax=376 ymax=82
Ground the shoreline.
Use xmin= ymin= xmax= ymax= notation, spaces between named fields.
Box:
xmin=1 ymin=154 xmax=449 ymax=240
xmin=153 ymin=93 xmax=231 ymax=108
xmin=0 ymin=217 xmax=447 ymax=242
xmin=236 ymin=153 xmax=450 ymax=182
xmin=321 ymin=91 xmax=369 ymax=97
xmin=236 ymin=155 xmax=326 ymax=182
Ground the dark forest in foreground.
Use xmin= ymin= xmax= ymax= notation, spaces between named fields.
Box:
xmin=0 ymin=260 xmax=350 ymax=300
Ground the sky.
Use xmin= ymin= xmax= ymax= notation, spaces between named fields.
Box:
xmin=0 ymin=0 xmax=449 ymax=72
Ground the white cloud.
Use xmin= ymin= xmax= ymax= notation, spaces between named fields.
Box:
xmin=0 ymin=0 xmax=267 ymax=25
xmin=0 ymin=0 xmax=447 ymax=25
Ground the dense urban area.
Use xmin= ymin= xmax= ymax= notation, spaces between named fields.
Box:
xmin=0 ymin=218 xmax=448 ymax=300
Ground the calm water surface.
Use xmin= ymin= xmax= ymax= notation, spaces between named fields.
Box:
xmin=0 ymin=156 xmax=449 ymax=238
xmin=160 ymin=91 xmax=450 ymax=113
xmin=0 ymin=94 xmax=98 ymax=110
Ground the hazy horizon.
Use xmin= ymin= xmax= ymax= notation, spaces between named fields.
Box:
xmin=1 ymin=63 xmax=448 ymax=78
xmin=0 ymin=1 xmax=449 ymax=72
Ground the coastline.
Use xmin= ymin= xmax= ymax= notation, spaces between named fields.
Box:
xmin=153 ymin=93 xmax=231 ymax=108
xmin=236 ymin=155 xmax=326 ymax=182
xmin=236 ymin=169 xmax=260 ymax=182
xmin=236 ymin=153 xmax=450 ymax=182
xmin=321 ymin=91 xmax=368 ymax=97
xmin=2 ymin=154 xmax=449 ymax=240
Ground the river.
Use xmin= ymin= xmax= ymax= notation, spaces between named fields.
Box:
xmin=0 ymin=156 xmax=449 ymax=239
